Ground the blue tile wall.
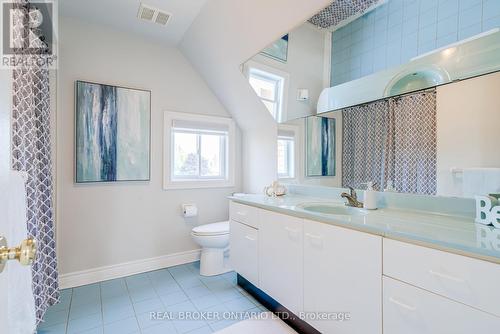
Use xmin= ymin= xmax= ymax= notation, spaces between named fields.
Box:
xmin=331 ymin=0 xmax=500 ymax=86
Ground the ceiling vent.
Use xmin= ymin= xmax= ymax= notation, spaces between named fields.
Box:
xmin=137 ymin=3 xmax=172 ymax=26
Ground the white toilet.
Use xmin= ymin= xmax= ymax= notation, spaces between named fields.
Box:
xmin=191 ymin=221 xmax=231 ymax=276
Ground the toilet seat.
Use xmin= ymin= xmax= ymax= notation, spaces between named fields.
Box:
xmin=192 ymin=221 xmax=229 ymax=236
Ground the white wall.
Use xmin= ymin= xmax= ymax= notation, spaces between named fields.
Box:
xmin=57 ymin=18 xmax=240 ymax=277
xmin=248 ymin=23 xmax=329 ymax=122
xmin=180 ymin=0 xmax=331 ymax=193
xmin=436 ymin=71 xmax=500 ymax=197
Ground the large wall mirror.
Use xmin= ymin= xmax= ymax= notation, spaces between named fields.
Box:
xmin=242 ymin=0 xmax=500 ymax=199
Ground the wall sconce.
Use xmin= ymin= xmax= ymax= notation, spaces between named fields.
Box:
xmin=297 ymin=88 xmax=309 ymax=101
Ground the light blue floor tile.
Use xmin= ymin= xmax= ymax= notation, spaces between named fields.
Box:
xmin=38 ymin=262 xmax=267 ymax=334
xmin=211 ymin=288 xmax=243 ymax=303
xmin=202 ymin=304 xmax=229 ymax=324
xmin=204 ymin=279 xmax=234 ymax=291
xmin=50 ymin=297 xmax=72 ymax=312
xmin=141 ymin=321 xmax=177 ymax=334
xmin=136 ymin=311 xmax=164 ymax=329
xmin=185 ymin=285 xmax=211 ymax=299
xmin=73 ymin=283 xmax=100 ymax=296
xmin=102 ymin=303 xmax=135 ymax=324
xmin=173 ymin=319 xmax=208 ymax=334
xmin=69 ymin=301 xmax=101 ymax=320
xmin=71 ymin=293 xmax=100 ymax=307
xmin=100 ymin=279 xmax=128 ymax=298
xmin=209 ymin=319 xmax=238 ymax=332
xmin=159 ymin=290 xmax=189 ymax=306
xmin=39 ymin=309 xmax=69 ymax=327
xmin=77 ymin=327 xmax=104 ymax=334
xmin=60 ymin=289 xmax=73 ymax=298
xmin=101 ymin=294 xmax=132 ymax=309
xmin=190 ymin=293 xmax=220 ymax=311
xmin=128 ymin=285 xmax=157 ymax=303
xmin=166 ymin=300 xmax=198 ymax=313
xmin=176 ymin=276 xmax=204 ymax=289
xmin=153 ymin=280 xmax=182 ymax=295
xmin=103 ymin=316 xmax=139 ymax=334
xmin=125 ymin=273 xmax=151 ymax=289
xmin=187 ymin=325 xmax=213 ymax=334
xmin=223 ymin=297 xmax=256 ymax=312
xmin=36 ymin=323 xmax=66 ymax=334
xmin=67 ymin=313 xmax=102 ymax=334
xmin=133 ymin=297 xmax=164 ymax=314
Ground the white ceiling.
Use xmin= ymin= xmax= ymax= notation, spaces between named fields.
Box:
xmin=60 ymin=0 xmax=208 ymax=45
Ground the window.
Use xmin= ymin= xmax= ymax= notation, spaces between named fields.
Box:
xmin=244 ymin=61 xmax=289 ymax=122
xmin=164 ymin=112 xmax=235 ymax=189
xmin=277 ymin=128 xmax=296 ymax=179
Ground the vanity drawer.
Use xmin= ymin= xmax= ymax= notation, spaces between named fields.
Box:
xmin=383 ymin=238 xmax=500 ymax=317
xmin=229 ymin=220 xmax=259 ymax=286
xmin=229 ymin=202 xmax=260 ymax=228
xmin=383 ymin=277 xmax=500 ymax=334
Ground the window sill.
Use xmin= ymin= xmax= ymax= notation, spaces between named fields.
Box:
xmin=163 ymin=179 xmax=235 ymax=190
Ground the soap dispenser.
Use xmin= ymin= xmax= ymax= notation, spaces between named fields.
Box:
xmin=363 ymin=182 xmax=378 ymax=210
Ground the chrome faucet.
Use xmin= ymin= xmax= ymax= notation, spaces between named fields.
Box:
xmin=341 ymin=187 xmax=364 ymax=208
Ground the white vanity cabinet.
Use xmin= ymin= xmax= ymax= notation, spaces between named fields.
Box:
xmin=303 ymin=220 xmax=382 ymax=334
xmin=229 ymin=220 xmax=259 ymax=286
xmin=228 ymin=201 xmax=500 ymax=334
xmin=259 ymin=209 xmax=304 ymax=314
xmin=383 ymin=277 xmax=500 ymax=334
xmin=229 ymin=202 xmax=260 ymax=286
xmin=383 ymin=239 xmax=500 ymax=333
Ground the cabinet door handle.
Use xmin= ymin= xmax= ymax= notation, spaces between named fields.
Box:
xmin=284 ymin=226 xmax=300 ymax=239
xmin=389 ymin=297 xmax=416 ymax=311
xmin=305 ymin=233 xmax=322 ymax=240
xmin=236 ymin=211 xmax=247 ymax=217
xmin=305 ymin=233 xmax=323 ymax=248
xmin=244 ymin=235 xmax=256 ymax=242
xmin=429 ymin=269 xmax=465 ymax=283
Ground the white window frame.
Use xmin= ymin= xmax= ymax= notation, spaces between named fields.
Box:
xmin=163 ymin=111 xmax=235 ymax=190
xmin=243 ymin=60 xmax=289 ymax=122
xmin=277 ymin=124 xmax=299 ymax=180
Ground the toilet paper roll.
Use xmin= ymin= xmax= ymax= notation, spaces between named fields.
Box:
xmin=182 ymin=204 xmax=198 ymax=218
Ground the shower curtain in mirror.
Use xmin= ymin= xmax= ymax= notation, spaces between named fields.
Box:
xmin=10 ymin=0 xmax=59 ymax=323
xmin=342 ymin=89 xmax=437 ymax=195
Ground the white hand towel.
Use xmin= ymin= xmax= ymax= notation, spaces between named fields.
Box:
xmin=0 ymin=171 xmax=36 ymax=334
xmin=463 ymin=168 xmax=500 ymax=198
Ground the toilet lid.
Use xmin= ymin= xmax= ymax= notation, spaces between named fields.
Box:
xmin=192 ymin=221 xmax=230 ymax=236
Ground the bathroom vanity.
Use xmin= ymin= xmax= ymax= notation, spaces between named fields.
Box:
xmin=228 ymin=193 xmax=500 ymax=334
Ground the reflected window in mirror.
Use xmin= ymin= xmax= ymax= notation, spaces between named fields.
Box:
xmin=247 ymin=66 xmax=286 ymax=120
xmin=277 ymin=129 xmax=295 ymax=179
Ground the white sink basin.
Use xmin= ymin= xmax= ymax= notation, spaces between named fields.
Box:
xmin=298 ymin=203 xmax=368 ymax=216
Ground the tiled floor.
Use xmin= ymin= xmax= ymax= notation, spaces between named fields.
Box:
xmin=37 ymin=262 xmax=267 ymax=334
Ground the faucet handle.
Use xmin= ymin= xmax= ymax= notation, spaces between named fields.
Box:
xmin=347 ymin=186 xmax=357 ymax=198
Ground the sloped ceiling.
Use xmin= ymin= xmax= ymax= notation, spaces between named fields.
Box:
xmin=60 ymin=0 xmax=208 ymax=45
xmin=180 ymin=0 xmax=332 ymax=193
xmin=309 ymin=0 xmax=382 ymax=29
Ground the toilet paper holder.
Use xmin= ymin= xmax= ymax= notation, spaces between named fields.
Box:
xmin=182 ymin=204 xmax=198 ymax=217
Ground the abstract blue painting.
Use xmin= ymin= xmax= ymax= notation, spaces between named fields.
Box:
xmin=306 ymin=116 xmax=335 ymax=177
xmin=75 ymin=81 xmax=150 ymax=182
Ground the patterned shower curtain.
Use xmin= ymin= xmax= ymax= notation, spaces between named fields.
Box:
xmin=387 ymin=91 xmax=437 ymax=195
xmin=342 ymin=100 xmax=391 ymax=190
xmin=342 ymin=89 xmax=437 ymax=195
xmin=10 ymin=0 xmax=59 ymax=323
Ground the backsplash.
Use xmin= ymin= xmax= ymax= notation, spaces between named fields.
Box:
xmin=331 ymin=0 xmax=500 ymax=86
xmin=285 ymin=184 xmax=475 ymax=218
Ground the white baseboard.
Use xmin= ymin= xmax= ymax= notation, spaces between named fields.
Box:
xmin=59 ymin=249 xmax=201 ymax=289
